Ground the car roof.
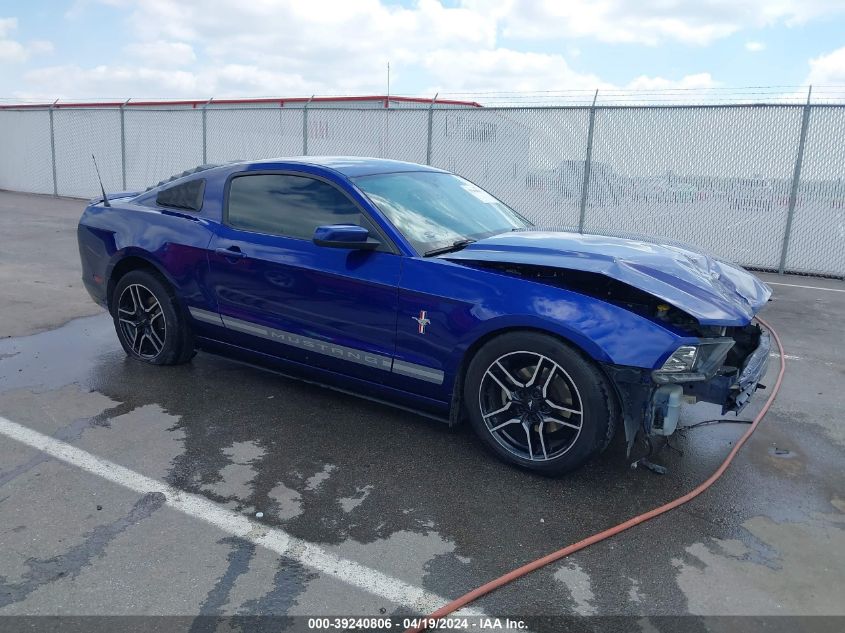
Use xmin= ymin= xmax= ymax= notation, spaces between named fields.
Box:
xmin=248 ymin=156 xmax=447 ymax=178
xmin=142 ymin=157 xmax=447 ymax=195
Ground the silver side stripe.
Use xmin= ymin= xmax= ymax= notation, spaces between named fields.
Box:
xmin=392 ymin=359 xmax=446 ymax=383
xmin=190 ymin=307 xmax=443 ymax=385
xmin=221 ymin=314 xmax=394 ymax=372
xmin=189 ymin=307 xmax=224 ymax=327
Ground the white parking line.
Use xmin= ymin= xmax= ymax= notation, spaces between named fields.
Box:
xmin=0 ymin=415 xmax=480 ymax=618
xmin=767 ymin=281 xmax=845 ymax=293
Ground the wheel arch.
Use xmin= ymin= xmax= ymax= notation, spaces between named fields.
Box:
xmin=448 ymin=323 xmax=620 ymax=427
xmin=106 ymin=251 xmax=178 ymax=312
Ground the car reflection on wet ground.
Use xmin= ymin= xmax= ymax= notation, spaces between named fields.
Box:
xmin=0 ymin=191 xmax=844 ymax=629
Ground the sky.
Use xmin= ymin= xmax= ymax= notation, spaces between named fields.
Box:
xmin=1 ymin=0 xmax=845 ymax=103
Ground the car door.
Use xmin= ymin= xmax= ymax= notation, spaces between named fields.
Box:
xmin=205 ymin=170 xmax=402 ymax=381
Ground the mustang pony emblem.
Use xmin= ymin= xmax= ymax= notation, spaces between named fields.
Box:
xmin=412 ymin=310 xmax=431 ymax=334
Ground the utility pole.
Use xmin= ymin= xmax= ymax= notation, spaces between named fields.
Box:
xmin=302 ymin=94 xmax=314 ymax=155
xmin=778 ymin=85 xmax=813 ymax=274
xmin=120 ymin=98 xmax=131 ymax=190
xmin=49 ymin=99 xmax=58 ymax=196
xmin=385 ymin=62 xmax=391 ymax=158
xmin=426 ymin=92 xmax=439 ymax=165
xmin=201 ymin=97 xmax=213 ymax=165
xmin=578 ymin=89 xmax=599 ymax=233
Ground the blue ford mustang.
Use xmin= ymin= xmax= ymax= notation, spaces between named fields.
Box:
xmin=77 ymin=157 xmax=771 ymax=474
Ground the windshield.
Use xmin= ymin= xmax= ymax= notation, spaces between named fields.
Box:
xmin=353 ymin=171 xmax=530 ymax=254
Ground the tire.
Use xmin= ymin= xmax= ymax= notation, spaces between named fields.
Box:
xmin=464 ymin=331 xmax=617 ymax=475
xmin=110 ymin=269 xmax=195 ymax=365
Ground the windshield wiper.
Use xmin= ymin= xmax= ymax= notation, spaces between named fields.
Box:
xmin=423 ymin=238 xmax=476 ymax=257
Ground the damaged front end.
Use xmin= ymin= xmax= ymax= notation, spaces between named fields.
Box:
xmin=606 ymin=322 xmax=771 ymax=457
xmin=458 ymin=260 xmax=772 ymax=454
xmin=443 ymin=231 xmax=774 ymax=461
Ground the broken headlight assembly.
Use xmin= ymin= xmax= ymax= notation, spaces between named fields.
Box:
xmin=652 ymin=339 xmax=735 ymax=384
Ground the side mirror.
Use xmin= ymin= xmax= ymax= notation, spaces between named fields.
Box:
xmin=313 ymin=224 xmax=380 ymax=250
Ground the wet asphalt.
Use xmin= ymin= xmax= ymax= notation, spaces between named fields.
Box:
xmin=0 ymin=191 xmax=843 ymax=631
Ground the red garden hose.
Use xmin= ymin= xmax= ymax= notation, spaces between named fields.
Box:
xmin=408 ymin=316 xmax=785 ymax=631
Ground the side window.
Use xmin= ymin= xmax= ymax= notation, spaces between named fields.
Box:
xmin=156 ymin=179 xmax=205 ymax=212
xmin=227 ymin=174 xmax=371 ymax=240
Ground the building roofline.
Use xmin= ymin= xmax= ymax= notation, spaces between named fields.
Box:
xmin=0 ymin=95 xmax=483 ymax=110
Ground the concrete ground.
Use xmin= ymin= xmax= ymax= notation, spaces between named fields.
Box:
xmin=0 ymin=190 xmax=843 ymax=632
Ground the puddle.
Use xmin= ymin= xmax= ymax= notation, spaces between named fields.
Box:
xmin=554 ymin=561 xmax=598 ymax=616
xmin=673 ymin=513 xmax=845 ymax=615
xmin=0 ymin=315 xmax=119 ymax=393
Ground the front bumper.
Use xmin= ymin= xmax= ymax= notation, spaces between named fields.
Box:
xmin=605 ymin=324 xmax=772 ymax=453
xmin=728 ymin=329 xmax=771 ymax=412
xmin=681 ymin=329 xmax=771 ymax=415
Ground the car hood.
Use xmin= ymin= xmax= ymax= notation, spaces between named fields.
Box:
xmin=442 ymin=231 xmax=772 ymax=326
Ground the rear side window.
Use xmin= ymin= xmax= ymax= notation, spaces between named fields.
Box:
xmin=226 ymin=174 xmax=365 ymax=239
xmin=156 ymin=179 xmax=205 ymax=212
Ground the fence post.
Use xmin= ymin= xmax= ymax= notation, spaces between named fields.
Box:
xmin=120 ymin=98 xmax=130 ymax=190
xmin=49 ymin=99 xmax=58 ymax=197
xmin=778 ymin=86 xmax=812 ymax=274
xmin=201 ymin=97 xmax=213 ymax=164
xmin=425 ymin=92 xmax=438 ymax=165
xmin=302 ymin=94 xmax=314 ymax=155
xmin=577 ymin=89 xmax=599 ymax=233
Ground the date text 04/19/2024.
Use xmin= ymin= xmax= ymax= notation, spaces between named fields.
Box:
xmin=306 ymin=616 xmax=528 ymax=629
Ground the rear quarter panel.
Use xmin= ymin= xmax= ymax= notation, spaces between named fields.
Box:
xmin=77 ymin=201 xmax=216 ymax=312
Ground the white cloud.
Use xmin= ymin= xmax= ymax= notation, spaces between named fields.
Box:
xmin=65 ymin=0 xmax=132 ymax=20
xmin=0 ymin=16 xmax=18 ymax=38
xmin=421 ymin=50 xmax=719 ymax=103
xmin=478 ymin=0 xmax=845 ymax=46
xmin=17 ymin=63 xmax=337 ymax=101
xmin=0 ymin=39 xmax=27 ymax=63
xmin=807 ymin=45 xmax=845 ymax=85
xmin=20 ymin=65 xmax=202 ymax=100
xmin=131 ymin=0 xmax=496 ymax=52
xmin=16 ymin=0 xmax=505 ymax=98
xmin=422 ymin=49 xmax=610 ymax=93
xmin=10 ymin=0 xmax=840 ymax=102
xmin=92 ymin=0 xmax=496 ymax=97
xmin=39 ymin=0 xmax=728 ymax=99
xmin=0 ymin=16 xmax=54 ymax=62
xmin=745 ymin=41 xmax=766 ymax=52
xmin=626 ymin=72 xmax=719 ymax=91
xmin=124 ymin=41 xmax=196 ymax=67
xmin=15 ymin=51 xmax=718 ymax=103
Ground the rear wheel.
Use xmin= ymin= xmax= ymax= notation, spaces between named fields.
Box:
xmin=111 ymin=269 xmax=195 ymax=365
xmin=464 ymin=331 xmax=617 ymax=475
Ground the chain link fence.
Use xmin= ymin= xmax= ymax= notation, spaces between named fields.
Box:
xmin=0 ymin=100 xmax=843 ymax=277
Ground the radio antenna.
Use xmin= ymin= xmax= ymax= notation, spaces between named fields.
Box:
xmin=92 ymin=154 xmax=111 ymax=206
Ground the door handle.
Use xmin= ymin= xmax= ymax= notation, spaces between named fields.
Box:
xmin=215 ymin=246 xmax=246 ymax=259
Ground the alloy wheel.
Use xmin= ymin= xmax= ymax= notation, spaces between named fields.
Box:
xmin=478 ymin=351 xmax=584 ymax=462
xmin=117 ymin=283 xmax=167 ymax=359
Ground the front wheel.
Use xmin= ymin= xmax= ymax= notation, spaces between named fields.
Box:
xmin=464 ymin=331 xmax=617 ymax=475
xmin=111 ymin=269 xmax=195 ymax=365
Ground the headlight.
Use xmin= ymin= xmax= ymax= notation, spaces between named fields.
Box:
xmin=659 ymin=345 xmax=699 ymax=372
xmin=652 ymin=339 xmax=735 ymax=384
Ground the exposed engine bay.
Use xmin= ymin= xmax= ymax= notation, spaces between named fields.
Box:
xmin=470 ymin=261 xmax=724 ymax=336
